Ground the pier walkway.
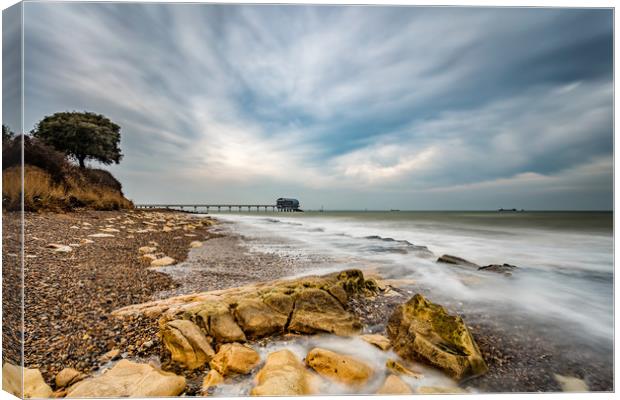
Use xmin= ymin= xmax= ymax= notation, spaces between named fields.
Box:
xmin=135 ymin=204 xmax=288 ymax=213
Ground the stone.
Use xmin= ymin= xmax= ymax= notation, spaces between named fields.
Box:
xmin=376 ymin=375 xmax=412 ymax=394
xmin=288 ymin=288 xmax=361 ymax=336
xmin=387 ymin=294 xmax=488 ymax=381
xmin=385 ymin=359 xmax=423 ymax=378
xmin=163 ymin=226 xmax=173 ymax=232
xmin=194 ymin=301 xmax=246 ymax=343
xmin=88 ymin=233 xmax=115 ymax=238
xmin=141 ymin=254 xmax=158 ymax=262
xmin=360 ymin=334 xmax=391 ymax=351
xmin=99 ymin=348 xmax=121 ymax=363
xmin=234 ymin=297 xmax=289 ymax=338
xmin=161 ymin=319 xmax=215 ymax=370
xmin=138 ymin=246 xmax=157 ymax=254
xmin=151 ymin=256 xmax=176 ymax=267
xmin=3 ymin=363 xmax=53 ymax=398
xmin=100 ymin=228 xmax=120 ymax=233
xmin=79 ymin=239 xmax=94 ymax=245
xmin=305 ymin=348 xmax=373 ymax=386
xmin=66 ymin=359 xmax=185 ymax=397
xmin=554 ymin=374 xmax=589 ymax=392
xmin=251 ymin=350 xmax=316 ymax=396
xmin=47 ymin=243 xmax=72 ymax=253
xmin=190 ymin=241 xmax=202 ymax=248
xmin=437 ymin=254 xmax=478 ymax=267
xmin=201 ymin=370 xmax=224 ymax=394
xmin=55 ymin=368 xmax=86 ymax=388
xmin=209 ymin=343 xmax=260 ymax=376
xmin=417 ymin=386 xmax=467 ymax=394
xmin=478 ymin=263 xmax=518 ymax=276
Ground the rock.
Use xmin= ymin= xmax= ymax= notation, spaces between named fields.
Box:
xmin=151 ymin=256 xmax=176 ymax=267
xmin=163 ymin=226 xmax=173 ymax=232
xmin=288 ymin=288 xmax=361 ymax=336
xmin=251 ymin=350 xmax=316 ymax=396
xmin=437 ymin=254 xmax=479 ymax=267
xmin=360 ymin=334 xmax=391 ymax=351
xmin=66 ymin=359 xmax=185 ymax=397
xmin=141 ymin=253 xmax=158 ymax=262
xmin=3 ymin=363 xmax=53 ymax=398
xmin=55 ymin=368 xmax=86 ymax=388
xmin=88 ymin=233 xmax=115 ymax=238
xmin=99 ymin=348 xmax=120 ymax=363
xmin=209 ymin=343 xmax=260 ymax=376
xmin=79 ymin=239 xmax=94 ymax=245
xmin=305 ymin=348 xmax=373 ymax=386
xmin=234 ymin=297 xmax=289 ymax=338
xmin=190 ymin=241 xmax=203 ymax=248
xmin=478 ymin=263 xmax=518 ymax=276
xmin=194 ymin=301 xmax=246 ymax=343
xmin=138 ymin=246 xmax=157 ymax=254
xmin=376 ymin=375 xmax=412 ymax=394
xmin=161 ymin=319 xmax=215 ymax=369
xmin=417 ymin=386 xmax=467 ymax=394
xmin=201 ymin=370 xmax=223 ymax=394
xmin=554 ymin=374 xmax=589 ymax=392
xmin=46 ymin=243 xmax=72 ymax=253
xmin=387 ymin=294 xmax=488 ymax=381
xmin=385 ymin=359 xmax=423 ymax=378
xmin=100 ymin=228 xmax=120 ymax=233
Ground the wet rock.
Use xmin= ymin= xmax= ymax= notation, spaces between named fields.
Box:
xmin=209 ymin=343 xmax=260 ymax=376
xmin=478 ymin=263 xmax=518 ymax=276
xmin=305 ymin=348 xmax=373 ymax=387
xmin=288 ymin=288 xmax=361 ymax=336
xmin=376 ymin=375 xmax=412 ymax=394
xmin=201 ymin=370 xmax=223 ymax=394
xmin=234 ymin=297 xmax=289 ymax=338
xmin=251 ymin=350 xmax=316 ymax=396
xmin=3 ymin=363 xmax=53 ymax=398
xmin=387 ymin=294 xmax=488 ymax=381
xmin=437 ymin=254 xmax=479 ymax=267
xmin=360 ymin=334 xmax=391 ymax=351
xmin=385 ymin=359 xmax=423 ymax=378
xmin=66 ymin=359 xmax=185 ymax=397
xmin=55 ymin=368 xmax=86 ymax=388
xmin=151 ymin=256 xmax=176 ymax=267
xmin=161 ymin=319 xmax=215 ymax=369
xmin=194 ymin=301 xmax=246 ymax=343
xmin=554 ymin=374 xmax=589 ymax=392
xmin=190 ymin=241 xmax=203 ymax=248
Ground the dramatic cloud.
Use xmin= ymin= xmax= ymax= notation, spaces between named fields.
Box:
xmin=18 ymin=3 xmax=613 ymax=209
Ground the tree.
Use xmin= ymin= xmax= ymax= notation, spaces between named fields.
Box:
xmin=2 ymin=124 xmax=14 ymax=143
xmin=33 ymin=111 xmax=122 ymax=168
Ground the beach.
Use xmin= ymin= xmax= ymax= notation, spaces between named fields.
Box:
xmin=3 ymin=209 xmax=613 ymax=394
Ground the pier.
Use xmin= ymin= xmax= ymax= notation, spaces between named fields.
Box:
xmin=135 ymin=204 xmax=287 ymax=213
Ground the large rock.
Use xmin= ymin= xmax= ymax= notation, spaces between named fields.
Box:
xmin=194 ymin=301 xmax=246 ymax=343
xmin=360 ymin=334 xmax=391 ymax=351
xmin=251 ymin=350 xmax=316 ymax=396
xmin=385 ymin=359 xmax=423 ymax=378
xmin=3 ymin=363 xmax=53 ymax=398
xmin=478 ymin=263 xmax=518 ymax=276
xmin=554 ymin=374 xmax=589 ymax=392
xmin=66 ymin=359 xmax=185 ymax=397
xmin=209 ymin=343 xmax=260 ymax=376
xmin=288 ymin=288 xmax=361 ymax=336
xmin=437 ymin=254 xmax=478 ymax=267
xmin=201 ymin=370 xmax=224 ymax=394
xmin=161 ymin=319 xmax=215 ymax=369
xmin=55 ymin=367 xmax=86 ymax=388
xmin=376 ymin=375 xmax=412 ymax=394
xmin=234 ymin=297 xmax=289 ymax=338
xmin=305 ymin=348 xmax=373 ymax=387
xmin=387 ymin=294 xmax=488 ymax=381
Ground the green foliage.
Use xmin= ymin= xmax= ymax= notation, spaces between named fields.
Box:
xmin=33 ymin=111 xmax=123 ymax=168
xmin=2 ymin=124 xmax=14 ymax=143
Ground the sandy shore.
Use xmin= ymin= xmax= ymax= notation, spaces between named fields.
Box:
xmin=3 ymin=209 xmax=612 ymax=393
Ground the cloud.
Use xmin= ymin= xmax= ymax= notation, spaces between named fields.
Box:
xmin=20 ymin=3 xmax=612 ymax=209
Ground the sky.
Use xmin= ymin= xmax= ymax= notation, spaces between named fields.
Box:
xmin=5 ymin=3 xmax=614 ymax=210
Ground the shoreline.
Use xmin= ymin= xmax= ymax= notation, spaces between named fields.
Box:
xmin=3 ymin=209 xmax=612 ymax=394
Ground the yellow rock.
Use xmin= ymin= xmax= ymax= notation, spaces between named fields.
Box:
xmin=138 ymin=246 xmax=157 ymax=254
xmin=376 ymin=375 xmax=412 ymax=394
xmin=305 ymin=348 xmax=373 ymax=387
xmin=387 ymin=293 xmax=488 ymax=381
xmin=385 ymin=359 xmax=423 ymax=379
xmin=66 ymin=359 xmax=185 ymax=397
xmin=251 ymin=350 xmax=317 ymax=396
xmin=417 ymin=386 xmax=467 ymax=394
xmin=288 ymin=288 xmax=361 ymax=336
xmin=360 ymin=334 xmax=391 ymax=351
xmin=194 ymin=301 xmax=246 ymax=343
xmin=554 ymin=374 xmax=589 ymax=392
xmin=151 ymin=256 xmax=175 ymax=267
xmin=190 ymin=241 xmax=203 ymax=248
xmin=201 ymin=370 xmax=224 ymax=394
xmin=209 ymin=343 xmax=260 ymax=376
xmin=161 ymin=319 xmax=214 ymax=370
xmin=55 ymin=368 xmax=86 ymax=388
xmin=3 ymin=363 xmax=53 ymax=398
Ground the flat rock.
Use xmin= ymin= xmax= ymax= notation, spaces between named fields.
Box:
xmin=376 ymin=375 xmax=412 ymax=394
xmin=47 ymin=243 xmax=73 ymax=253
xmin=209 ymin=343 xmax=260 ymax=376
xmin=189 ymin=241 xmax=203 ymax=248
xmin=387 ymin=294 xmax=488 ymax=381
xmin=305 ymin=347 xmax=373 ymax=387
xmin=99 ymin=348 xmax=121 ymax=363
xmin=360 ymin=334 xmax=391 ymax=351
xmin=138 ymin=246 xmax=157 ymax=254
xmin=55 ymin=368 xmax=86 ymax=388
xmin=88 ymin=233 xmax=115 ymax=238
xmin=3 ymin=363 xmax=53 ymax=398
xmin=417 ymin=386 xmax=467 ymax=394
xmin=554 ymin=374 xmax=589 ymax=392
xmin=437 ymin=254 xmax=479 ymax=267
xmin=251 ymin=350 xmax=317 ymax=396
xmin=386 ymin=359 xmax=423 ymax=378
xmin=161 ymin=319 xmax=214 ymax=370
xmin=79 ymin=239 xmax=94 ymax=245
xmin=234 ymin=297 xmax=289 ymax=338
xmin=194 ymin=301 xmax=246 ymax=343
xmin=151 ymin=256 xmax=176 ymax=267
xmin=66 ymin=359 xmax=185 ymax=397
xmin=288 ymin=288 xmax=361 ymax=336
xmin=478 ymin=263 xmax=518 ymax=276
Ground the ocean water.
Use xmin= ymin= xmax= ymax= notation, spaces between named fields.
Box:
xmin=212 ymin=211 xmax=613 ymax=353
